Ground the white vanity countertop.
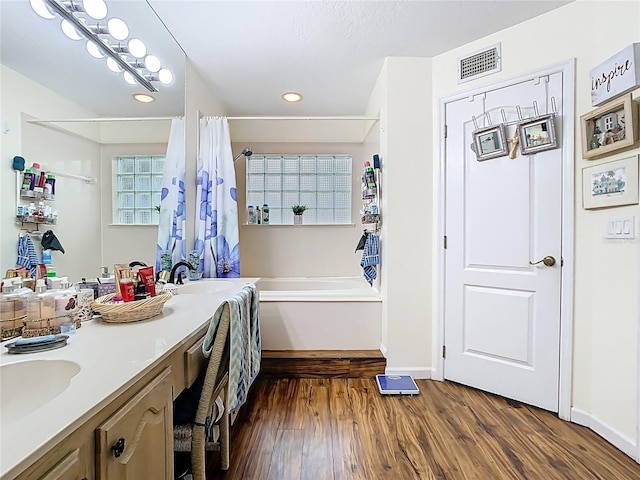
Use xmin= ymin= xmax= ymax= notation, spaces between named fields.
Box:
xmin=0 ymin=277 xmax=259 ymax=480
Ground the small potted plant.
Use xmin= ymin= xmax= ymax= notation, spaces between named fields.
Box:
xmin=291 ymin=204 xmax=307 ymax=224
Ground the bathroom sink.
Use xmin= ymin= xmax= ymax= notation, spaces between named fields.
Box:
xmin=177 ymin=280 xmax=235 ymax=295
xmin=0 ymin=359 xmax=80 ymax=427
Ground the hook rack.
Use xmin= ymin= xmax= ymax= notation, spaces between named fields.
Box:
xmin=475 ymin=96 xmax=558 ymax=130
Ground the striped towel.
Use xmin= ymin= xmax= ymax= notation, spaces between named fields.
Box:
xmin=16 ymin=234 xmax=40 ymax=278
xmin=202 ymin=284 xmax=261 ymax=412
xmin=360 ymin=233 xmax=380 ymax=285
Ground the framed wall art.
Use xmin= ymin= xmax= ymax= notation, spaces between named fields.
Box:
xmin=517 ymin=114 xmax=558 ymax=155
xmin=471 ymin=123 xmax=508 ymax=161
xmin=580 ymin=93 xmax=637 ymax=160
xmin=582 ymin=155 xmax=639 ymax=209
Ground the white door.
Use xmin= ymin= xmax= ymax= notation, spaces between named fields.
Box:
xmin=444 ymin=73 xmax=564 ymax=412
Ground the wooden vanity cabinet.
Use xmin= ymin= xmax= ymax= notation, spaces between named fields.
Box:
xmin=11 ymin=326 xmax=211 ymax=480
xmin=95 ymin=368 xmax=173 ymax=480
xmin=32 ymin=446 xmax=91 ymax=480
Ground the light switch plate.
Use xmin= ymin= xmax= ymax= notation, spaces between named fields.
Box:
xmin=605 ymin=216 xmax=635 ymax=239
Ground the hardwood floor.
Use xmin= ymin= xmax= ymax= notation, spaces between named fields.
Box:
xmin=206 ymin=378 xmax=640 ymax=480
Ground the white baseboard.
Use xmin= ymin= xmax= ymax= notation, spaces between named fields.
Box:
xmin=571 ymin=407 xmax=638 ymax=461
xmin=385 ymin=366 xmax=434 ymax=380
xmin=379 ymin=342 xmax=388 ymax=357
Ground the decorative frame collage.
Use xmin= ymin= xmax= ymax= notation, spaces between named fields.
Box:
xmin=470 ymin=107 xmax=559 ymax=162
xmin=579 ymin=42 xmax=640 ymax=210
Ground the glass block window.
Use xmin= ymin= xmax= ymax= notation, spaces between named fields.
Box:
xmin=246 ymin=155 xmax=352 ymax=225
xmin=113 ymin=155 xmax=164 ymax=225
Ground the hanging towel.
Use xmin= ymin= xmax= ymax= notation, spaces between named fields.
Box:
xmin=41 ymin=230 xmax=65 ymax=254
xmin=16 ymin=233 xmax=40 ymax=278
xmin=202 ymin=284 xmax=260 ymax=412
xmin=355 ymin=231 xmax=369 ymax=252
xmin=360 ymin=233 xmax=380 ymax=285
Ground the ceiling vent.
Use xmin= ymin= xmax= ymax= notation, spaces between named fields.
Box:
xmin=457 ymin=43 xmax=501 ymax=84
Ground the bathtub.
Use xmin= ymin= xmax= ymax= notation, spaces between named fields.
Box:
xmin=257 ymin=276 xmax=382 ymax=350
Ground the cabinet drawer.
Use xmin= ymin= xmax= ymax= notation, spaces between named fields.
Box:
xmin=38 ymin=448 xmax=86 ymax=480
xmin=95 ymin=368 xmax=173 ymax=480
xmin=184 ymin=335 xmax=206 ymax=388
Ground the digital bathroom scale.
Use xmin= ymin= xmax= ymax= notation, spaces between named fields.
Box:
xmin=375 ymin=374 xmax=419 ymax=395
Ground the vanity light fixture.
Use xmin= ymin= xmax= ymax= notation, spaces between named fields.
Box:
xmin=282 ymin=91 xmax=303 ymax=102
xmin=133 ymin=93 xmax=155 ymax=103
xmin=30 ymin=0 xmax=174 ymax=93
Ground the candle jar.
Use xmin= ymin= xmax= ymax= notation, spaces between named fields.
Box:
xmin=188 ymin=250 xmax=201 ymax=281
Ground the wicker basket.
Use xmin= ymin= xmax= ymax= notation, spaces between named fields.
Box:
xmin=1 ymin=317 xmax=25 ymax=341
xmin=21 ymin=313 xmax=82 ymax=338
xmin=91 ymin=290 xmax=172 ymax=323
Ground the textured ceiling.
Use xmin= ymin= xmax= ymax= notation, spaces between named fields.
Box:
xmin=1 ymin=0 xmax=573 ymax=117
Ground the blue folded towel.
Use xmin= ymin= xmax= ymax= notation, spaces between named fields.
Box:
xmin=360 ymin=233 xmax=380 ymax=285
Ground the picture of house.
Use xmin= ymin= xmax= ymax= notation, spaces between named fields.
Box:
xmin=591 ymin=166 xmax=627 ymax=196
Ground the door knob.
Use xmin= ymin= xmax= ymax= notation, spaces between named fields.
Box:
xmin=529 ymin=256 xmax=556 ymax=267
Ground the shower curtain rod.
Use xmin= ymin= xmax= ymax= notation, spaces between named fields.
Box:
xmin=226 ymin=115 xmax=379 ymax=121
xmin=26 ymin=116 xmax=175 ymax=124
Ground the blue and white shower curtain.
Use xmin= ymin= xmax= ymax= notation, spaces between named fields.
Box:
xmin=195 ymin=116 xmax=240 ymax=277
xmin=156 ymin=117 xmax=186 ymax=273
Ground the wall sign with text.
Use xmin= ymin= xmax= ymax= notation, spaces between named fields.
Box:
xmin=590 ymin=43 xmax=640 ymax=107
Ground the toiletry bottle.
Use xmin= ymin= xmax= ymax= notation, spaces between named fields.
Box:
xmin=44 ymin=174 xmax=56 ymax=200
xmin=256 ymin=206 xmax=261 ymax=224
xmin=42 ymin=249 xmax=52 ymax=265
xmin=21 ymin=169 xmax=35 ymax=194
xmin=0 ymin=281 xmax=16 ymax=328
xmin=119 ymin=271 xmax=135 ymax=302
xmin=262 ymin=204 xmax=270 ymax=224
xmin=25 ymin=287 xmax=42 ymax=329
xmin=247 ymin=205 xmax=255 ymax=224
xmin=38 ymin=279 xmax=56 ymax=321
xmin=364 ymin=161 xmax=376 ymax=189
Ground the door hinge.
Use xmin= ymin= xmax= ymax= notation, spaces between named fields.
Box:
xmin=443 ymin=235 xmax=448 ymax=249
xmin=561 ymin=257 xmax=564 ymax=267
xmin=442 ymin=345 xmax=446 ymax=358
xmin=444 ymin=124 xmax=448 ymax=138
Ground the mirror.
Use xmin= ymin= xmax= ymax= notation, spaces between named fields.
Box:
xmin=0 ymin=1 xmax=185 ymax=118
xmin=0 ymin=1 xmax=185 ymax=281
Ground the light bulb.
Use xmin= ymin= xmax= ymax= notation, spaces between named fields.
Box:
xmin=107 ymin=18 xmax=128 ymax=40
xmin=30 ymin=0 xmax=55 ymax=19
xmin=107 ymin=57 xmax=123 ymax=73
xmin=128 ymin=39 xmax=146 ymax=58
xmin=158 ymin=69 xmax=174 ymax=85
xmin=61 ymin=19 xmax=82 ymax=40
xmin=83 ymin=0 xmax=107 ymax=20
xmin=86 ymin=40 xmax=105 ymax=58
xmin=123 ymin=71 xmax=137 ymax=85
xmin=144 ymin=54 xmax=161 ymax=72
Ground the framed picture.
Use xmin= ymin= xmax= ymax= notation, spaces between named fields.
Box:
xmin=582 ymin=155 xmax=639 ymax=209
xmin=517 ymin=114 xmax=558 ymax=155
xmin=471 ymin=124 xmax=508 ymax=161
xmin=580 ymin=93 xmax=637 ymax=160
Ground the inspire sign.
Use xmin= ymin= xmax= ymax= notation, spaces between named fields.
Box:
xmin=590 ymin=43 xmax=640 ymax=106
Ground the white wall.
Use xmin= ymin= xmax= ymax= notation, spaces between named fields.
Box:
xmin=0 ymin=66 xmax=102 ymax=281
xmin=430 ymin=0 xmax=639 ymax=453
xmin=365 ymin=57 xmax=433 ymax=375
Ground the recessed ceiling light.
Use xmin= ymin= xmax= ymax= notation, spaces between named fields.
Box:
xmin=133 ymin=93 xmax=155 ymax=103
xmin=282 ymin=92 xmax=303 ymax=102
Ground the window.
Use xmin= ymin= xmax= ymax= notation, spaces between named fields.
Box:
xmin=112 ymin=155 xmax=164 ymax=225
xmin=246 ymin=155 xmax=352 ymax=224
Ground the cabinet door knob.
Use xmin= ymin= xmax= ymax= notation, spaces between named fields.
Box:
xmin=111 ymin=437 xmax=126 ymax=458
